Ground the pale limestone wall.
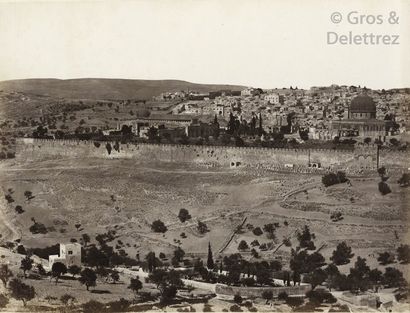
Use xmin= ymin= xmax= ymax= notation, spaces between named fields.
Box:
xmin=15 ymin=138 xmax=407 ymax=171
xmin=379 ymin=150 xmax=410 ymax=169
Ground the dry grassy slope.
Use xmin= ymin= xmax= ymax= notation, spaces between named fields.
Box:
xmin=1 ymin=156 xmax=408 ymax=279
xmin=0 ymin=79 xmax=245 ymax=100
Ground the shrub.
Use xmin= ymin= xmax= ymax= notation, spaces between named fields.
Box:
xmin=243 ymin=301 xmax=253 ymax=308
xmin=79 ymin=268 xmax=97 ymax=291
xmin=377 ymin=167 xmax=387 ymax=177
xmin=233 ymin=294 xmax=242 ymax=304
xmin=306 ymin=290 xmax=337 ymax=304
xmin=24 ymin=191 xmax=33 ymax=201
xmin=378 ymin=182 xmax=391 ymax=195
xmin=197 ymin=221 xmax=209 ymax=234
xmin=397 ymin=244 xmax=410 ymax=263
xmin=82 ymin=300 xmax=104 ymax=313
xmin=15 ymin=205 xmax=24 ymax=214
xmin=238 ymin=240 xmax=249 ymax=251
xmin=105 ymin=143 xmax=112 ymax=155
xmin=29 ymin=222 xmax=48 ymax=234
xmin=68 ymin=265 xmax=81 ymax=277
xmin=263 ymin=224 xmax=276 ymax=239
xmin=113 ymin=141 xmax=120 ymax=152
xmin=398 ymin=173 xmax=410 ymax=187
xmin=331 ymin=242 xmax=354 ymax=265
xmin=37 ymin=264 xmax=46 ymax=276
xmin=241 ymin=277 xmax=256 ymax=287
xmin=330 ymin=211 xmax=343 ymax=222
xmin=4 ymin=194 xmax=14 ymax=203
xmin=229 ymin=304 xmax=242 ymax=312
xmin=262 ymin=290 xmax=273 ymax=303
xmin=51 ymin=262 xmax=67 ymax=283
xmin=151 ymin=220 xmax=167 ymax=233
xmin=383 ymin=267 xmax=406 ymax=288
xmin=364 ymin=137 xmax=372 ymax=144
xmin=178 ymin=209 xmax=191 ymax=223
xmin=322 ymin=171 xmax=348 ymax=187
xmin=377 ymin=252 xmax=395 ymax=265
xmin=252 ymin=227 xmax=263 ymax=236
xmin=296 ymin=225 xmax=316 ymax=250
xmin=251 ymin=249 xmax=259 ymax=258
xmin=250 ymin=240 xmax=260 ymax=247
xmin=16 ymin=245 xmax=26 ymax=255
xmin=9 ymin=279 xmax=35 ymax=306
xmin=248 ymin=307 xmax=257 ymax=312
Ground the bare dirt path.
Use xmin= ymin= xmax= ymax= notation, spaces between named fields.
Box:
xmin=0 ymin=191 xmax=21 ymax=243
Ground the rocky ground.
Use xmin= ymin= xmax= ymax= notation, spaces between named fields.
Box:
xmin=0 ymin=156 xmax=409 ymax=311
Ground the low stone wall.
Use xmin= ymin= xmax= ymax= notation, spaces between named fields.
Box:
xmin=214 ymin=283 xmax=311 ymax=300
xmin=338 ymin=292 xmax=378 ymax=308
xmin=182 ymin=279 xmax=216 ymax=293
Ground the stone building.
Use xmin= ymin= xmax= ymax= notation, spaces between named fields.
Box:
xmin=49 ymin=243 xmax=81 ymax=268
xmin=241 ymin=88 xmax=261 ymax=97
xmin=330 ymin=95 xmax=386 ymax=139
xmin=264 ymin=93 xmax=283 ymax=105
xmin=186 ymin=120 xmax=219 ymax=138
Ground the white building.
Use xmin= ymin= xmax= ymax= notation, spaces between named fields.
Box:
xmin=264 ymin=93 xmax=282 ymax=105
xmin=49 ymin=243 xmax=81 ymax=268
xmin=241 ymin=88 xmax=260 ymax=97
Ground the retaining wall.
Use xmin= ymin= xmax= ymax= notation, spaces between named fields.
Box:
xmin=215 ymin=283 xmax=311 ymax=299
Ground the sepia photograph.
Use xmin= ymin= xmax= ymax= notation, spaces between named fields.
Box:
xmin=0 ymin=0 xmax=409 ymax=312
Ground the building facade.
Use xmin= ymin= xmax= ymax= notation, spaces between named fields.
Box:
xmin=330 ymin=95 xmax=386 ymax=139
xmin=49 ymin=243 xmax=81 ymax=268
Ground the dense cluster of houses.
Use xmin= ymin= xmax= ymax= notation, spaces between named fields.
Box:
xmin=104 ymin=85 xmax=409 ymax=144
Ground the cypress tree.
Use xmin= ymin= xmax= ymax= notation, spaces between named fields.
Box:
xmin=258 ymin=113 xmax=263 ymax=136
xmin=207 ymin=242 xmax=214 ymax=269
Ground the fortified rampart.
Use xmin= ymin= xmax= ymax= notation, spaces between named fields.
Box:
xmin=15 ymin=138 xmax=409 ymax=172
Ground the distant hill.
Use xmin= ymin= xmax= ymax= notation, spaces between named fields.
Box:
xmin=0 ymin=78 xmax=246 ymax=100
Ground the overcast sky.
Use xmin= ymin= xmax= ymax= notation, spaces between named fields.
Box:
xmin=0 ymin=0 xmax=409 ymax=89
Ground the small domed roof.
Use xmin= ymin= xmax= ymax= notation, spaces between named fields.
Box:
xmin=350 ymin=95 xmax=376 ymax=113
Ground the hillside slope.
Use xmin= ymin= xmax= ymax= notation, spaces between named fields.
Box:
xmin=0 ymin=78 xmax=245 ymax=100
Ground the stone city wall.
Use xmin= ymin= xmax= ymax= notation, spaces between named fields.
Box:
xmin=379 ymin=149 xmax=410 ymax=169
xmin=15 ymin=138 xmax=409 ymax=171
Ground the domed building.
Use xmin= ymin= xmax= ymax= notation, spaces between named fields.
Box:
xmin=331 ymin=94 xmax=386 ymax=139
xmin=348 ymin=95 xmax=376 ymax=119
